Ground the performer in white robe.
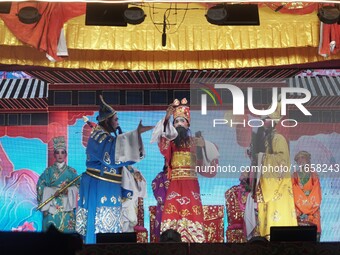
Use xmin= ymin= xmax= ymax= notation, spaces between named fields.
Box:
xmin=121 ymin=166 xmax=147 ymax=232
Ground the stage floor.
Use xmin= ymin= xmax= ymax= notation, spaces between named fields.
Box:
xmin=78 ymin=242 xmax=340 ymax=255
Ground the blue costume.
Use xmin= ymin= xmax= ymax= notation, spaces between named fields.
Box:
xmin=76 ymin=95 xmax=146 ymax=244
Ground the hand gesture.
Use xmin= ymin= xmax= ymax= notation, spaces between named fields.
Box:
xmin=137 ymin=120 xmax=154 ymax=134
xmin=54 ymin=182 xmax=68 ymax=197
xmin=165 ymin=104 xmax=176 ymax=121
xmin=54 ymin=190 xmax=61 ymax=197
xmin=133 ymin=171 xmax=145 ymax=182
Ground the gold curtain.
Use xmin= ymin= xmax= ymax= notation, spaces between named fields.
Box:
xmin=0 ymin=46 xmax=334 ymax=70
xmin=0 ymin=5 xmax=337 ymax=70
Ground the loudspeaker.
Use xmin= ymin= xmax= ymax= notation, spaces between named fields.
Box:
xmin=0 ymin=2 xmax=11 ymax=14
xmin=96 ymin=232 xmax=137 ymax=243
xmin=270 ymin=225 xmax=317 ymax=242
xmin=223 ymin=4 xmax=259 ymax=26
xmin=224 ymin=4 xmax=260 ymax=26
xmin=85 ymin=3 xmax=128 ymax=26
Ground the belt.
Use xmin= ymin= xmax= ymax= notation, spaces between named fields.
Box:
xmin=86 ymin=168 xmax=122 ymax=183
xmin=171 ymin=167 xmax=197 ymax=180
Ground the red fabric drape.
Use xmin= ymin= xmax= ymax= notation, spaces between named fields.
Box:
xmin=0 ymin=2 xmax=86 ymax=61
xmin=266 ymin=3 xmax=318 ymax=15
xmin=319 ymin=23 xmax=340 ymax=57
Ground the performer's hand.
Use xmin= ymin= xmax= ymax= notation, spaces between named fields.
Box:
xmin=134 ymin=171 xmax=145 ymax=182
xmin=57 ymin=182 xmax=68 ymax=196
xmin=165 ymin=104 xmax=175 ymax=121
xmin=137 ymin=120 xmax=154 ymax=134
xmin=62 ymin=188 xmax=68 ymax=196
xmin=54 ymin=190 xmax=60 ymax=197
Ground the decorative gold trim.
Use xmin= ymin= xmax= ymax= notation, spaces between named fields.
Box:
xmin=86 ymin=168 xmax=122 ymax=183
xmin=172 ymin=176 xmax=198 ymax=180
xmin=87 ymin=168 xmax=122 ymax=177
xmin=171 ymin=167 xmax=197 ymax=180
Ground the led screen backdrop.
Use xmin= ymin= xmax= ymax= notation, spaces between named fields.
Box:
xmin=0 ymin=110 xmax=339 ymax=241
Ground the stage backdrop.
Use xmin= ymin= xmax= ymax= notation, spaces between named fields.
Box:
xmin=0 ymin=110 xmax=339 ymax=241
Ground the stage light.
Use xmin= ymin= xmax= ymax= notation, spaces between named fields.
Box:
xmin=124 ymin=6 xmax=146 ymax=25
xmin=205 ymin=4 xmax=227 ymax=25
xmin=317 ymin=5 xmax=340 ymax=24
xmin=17 ymin=6 xmax=42 ymax=24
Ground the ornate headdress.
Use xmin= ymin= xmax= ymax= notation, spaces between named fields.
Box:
xmin=173 ymin=98 xmax=190 ymax=123
xmin=53 ymin=136 xmax=66 ymax=151
xmin=97 ymin=95 xmax=117 ymax=122
xmin=294 ymin=150 xmax=311 ymax=162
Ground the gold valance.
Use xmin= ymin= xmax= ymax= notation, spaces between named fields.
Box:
xmin=0 ymin=45 xmax=336 ymax=70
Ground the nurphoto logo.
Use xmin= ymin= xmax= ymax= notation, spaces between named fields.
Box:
xmin=199 ymin=83 xmax=312 ymax=128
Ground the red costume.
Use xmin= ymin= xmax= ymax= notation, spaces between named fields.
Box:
xmin=151 ymin=99 xmax=219 ymax=242
xmin=159 ymin=135 xmax=205 ymax=242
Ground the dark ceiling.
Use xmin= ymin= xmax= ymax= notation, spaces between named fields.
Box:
xmin=1 ymin=61 xmax=339 ymax=115
xmin=2 ymin=59 xmax=340 ymax=87
xmin=25 ymin=68 xmax=301 ymax=87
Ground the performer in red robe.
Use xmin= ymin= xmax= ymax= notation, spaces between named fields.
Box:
xmin=151 ymin=98 xmax=219 ymax=242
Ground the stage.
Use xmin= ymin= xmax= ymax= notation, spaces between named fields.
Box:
xmin=1 ymin=229 xmax=340 ymax=255
xmin=78 ymin=242 xmax=340 ymax=255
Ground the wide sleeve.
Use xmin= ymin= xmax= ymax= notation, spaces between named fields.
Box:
xmin=152 ymin=172 xmax=168 ymax=206
xmin=121 ymin=166 xmax=135 ymax=200
xmin=263 ymin=134 xmax=290 ymax=173
xmin=36 ymin=168 xmax=51 ymax=204
xmin=135 ymin=170 xmax=147 ymax=198
xmin=260 ymin=133 xmax=291 ymax=203
xmin=197 ymin=140 xmax=220 ymax=177
xmin=150 ymin=118 xmax=178 ymax=143
xmin=203 ymin=140 xmax=220 ymax=164
xmin=115 ymin=129 xmax=145 ymax=163
xmin=40 ymin=187 xmax=58 ymax=212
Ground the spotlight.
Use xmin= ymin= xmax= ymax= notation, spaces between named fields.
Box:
xmin=124 ymin=7 xmax=146 ymax=25
xmin=17 ymin=6 xmax=41 ymax=24
xmin=205 ymin=4 xmax=227 ymax=25
xmin=317 ymin=5 xmax=340 ymax=24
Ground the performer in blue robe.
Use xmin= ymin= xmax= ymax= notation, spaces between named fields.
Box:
xmin=76 ymin=95 xmax=153 ymax=244
xmin=37 ymin=136 xmax=79 ymax=233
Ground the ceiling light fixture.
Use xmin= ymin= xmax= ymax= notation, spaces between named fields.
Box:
xmin=317 ymin=5 xmax=340 ymax=24
xmin=205 ymin=4 xmax=227 ymax=25
xmin=124 ymin=6 xmax=146 ymax=25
